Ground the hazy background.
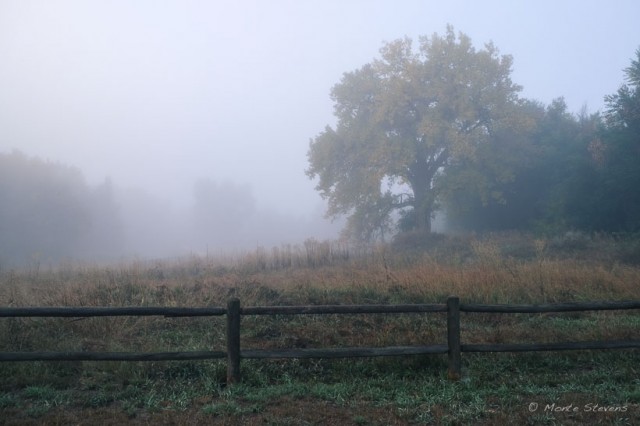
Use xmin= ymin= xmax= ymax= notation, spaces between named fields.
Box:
xmin=1 ymin=0 xmax=639 ymax=261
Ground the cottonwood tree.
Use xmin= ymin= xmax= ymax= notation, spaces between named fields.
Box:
xmin=307 ymin=26 xmax=527 ymax=240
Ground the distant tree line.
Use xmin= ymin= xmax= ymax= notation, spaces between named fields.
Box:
xmin=307 ymin=26 xmax=640 ymax=240
xmin=0 ymin=151 xmax=124 ymax=266
xmin=0 ymin=152 xmax=336 ymax=267
xmin=445 ymin=49 xmax=640 ymax=234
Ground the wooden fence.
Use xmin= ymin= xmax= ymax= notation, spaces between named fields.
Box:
xmin=1 ymin=297 xmax=639 ymax=383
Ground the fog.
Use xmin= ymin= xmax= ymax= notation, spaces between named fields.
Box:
xmin=0 ymin=1 xmax=638 ymax=264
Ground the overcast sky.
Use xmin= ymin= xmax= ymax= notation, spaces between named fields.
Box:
xmin=1 ymin=0 xmax=638 ymax=217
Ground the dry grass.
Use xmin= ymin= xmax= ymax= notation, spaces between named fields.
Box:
xmin=1 ymin=232 xmax=638 ymax=352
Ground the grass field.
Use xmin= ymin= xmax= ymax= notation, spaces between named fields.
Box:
xmin=0 ymin=232 xmax=638 ymax=425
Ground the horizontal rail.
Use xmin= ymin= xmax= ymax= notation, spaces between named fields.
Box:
xmin=0 ymin=307 xmax=227 ymax=318
xmin=2 ymin=301 xmax=637 ymax=318
xmin=463 ymin=340 xmax=640 ymax=352
xmin=241 ymin=345 xmax=449 ymax=359
xmin=0 ymin=350 xmax=226 ymax=362
xmin=461 ymin=300 xmax=640 ymax=313
xmin=242 ymin=304 xmax=447 ymax=315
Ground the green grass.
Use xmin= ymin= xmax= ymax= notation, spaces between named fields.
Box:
xmin=0 ymin=351 xmax=637 ymax=423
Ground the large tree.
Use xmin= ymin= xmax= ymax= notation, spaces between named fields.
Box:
xmin=307 ymin=27 xmax=525 ymax=240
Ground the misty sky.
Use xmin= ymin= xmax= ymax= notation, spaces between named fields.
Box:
xmin=1 ymin=0 xmax=638 ymax=217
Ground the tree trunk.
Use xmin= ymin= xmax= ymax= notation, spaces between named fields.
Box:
xmin=416 ymin=205 xmax=432 ymax=233
xmin=408 ymin=158 xmax=435 ymax=233
xmin=412 ymin=186 xmax=432 ymax=233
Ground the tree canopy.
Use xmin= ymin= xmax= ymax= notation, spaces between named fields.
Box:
xmin=307 ymin=26 xmax=527 ymax=240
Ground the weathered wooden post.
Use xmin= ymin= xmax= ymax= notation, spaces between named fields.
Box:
xmin=447 ymin=296 xmax=461 ymax=381
xmin=226 ymin=298 xmax=241 ymax=385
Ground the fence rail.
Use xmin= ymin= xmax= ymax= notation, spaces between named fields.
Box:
xmin=241 ymin=304 xmax=447 ymax=315
xmin=1 ymin=297 xmax=639 ymax=383
xmin=0 ymin=306 xmax=226 ymax=317
xmin=460 ymin=300 xmax=640 ymax=313
xmin=0 ymin=351 xmax=225 ymax=362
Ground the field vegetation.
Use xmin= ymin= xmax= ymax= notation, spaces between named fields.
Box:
xmin=0 ymin=231 xmax=639 ymax=425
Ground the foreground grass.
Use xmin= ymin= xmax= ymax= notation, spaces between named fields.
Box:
xmin=1 ymin=352 xmax=637 ymax=425
xmin=0 ymin=232 xmax=638 ymax=424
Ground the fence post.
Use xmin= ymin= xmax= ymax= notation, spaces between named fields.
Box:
xmin=447 ymin=296 xmax=461 ymax=381
xmin=226 ymin=298 xmax=241 ymax=385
